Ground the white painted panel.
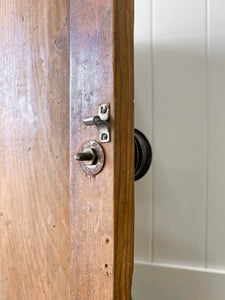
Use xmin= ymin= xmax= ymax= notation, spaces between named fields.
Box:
xmin=153 ymin=0 xmax=207 ymax=265
xmin=133 ymin=0 xmax=225 ymax=296
xmin=207 ymin=0 xmax=225 ymax=269
xmin=132 ymin=262 xmax=225 ymax=300
xmin=134 ymin=0 xmax=153 ymax=260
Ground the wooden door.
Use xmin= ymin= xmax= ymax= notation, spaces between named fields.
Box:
xmin=70 ymin=0 xmax=134 ymax=299
xmin=0 ymin=0 xmax=134 ymax=299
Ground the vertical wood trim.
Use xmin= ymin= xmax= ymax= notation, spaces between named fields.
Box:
xmin=70 ymin=1 xmax=115 ymax=298
xmin=114 ymin=0 xmax=134 ymax=298
xmin=70 ymin=0 xmax=134 ymax=299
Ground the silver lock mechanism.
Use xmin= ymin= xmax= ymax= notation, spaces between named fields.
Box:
xmin=75 ymin=103 xmax=152 ymax=179
xmin=83 ymin=103 xmax=110 ymax=143
xmin=74 ymin=140 xmax=105 ymax=176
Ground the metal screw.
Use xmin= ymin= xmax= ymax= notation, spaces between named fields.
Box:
xmin=101 ymin=133 xmax=108 ymax=141
xmin=100 ymin=105 xmax=107 ymax=114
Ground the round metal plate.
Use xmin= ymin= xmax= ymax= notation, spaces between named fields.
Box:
xmin=79 ymin=140 xmax=105 ymax=176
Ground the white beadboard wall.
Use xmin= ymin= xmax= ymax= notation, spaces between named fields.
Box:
xmin=133 ymin=0 xmax=225 ymax=298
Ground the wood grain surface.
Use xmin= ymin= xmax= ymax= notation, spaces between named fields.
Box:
xmin=0 ymin=0 xmax=70 ymax=299
xmin=70 ymin=0 xmax=134 ymax=299
xmin=0 ymin=0 xmax=133 ymax=298
xmin=114 ymin=0 xmax=134 ymax=298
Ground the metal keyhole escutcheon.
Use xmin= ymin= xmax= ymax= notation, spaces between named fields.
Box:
xmin=74 ymin=140 xmax=105 ymax=176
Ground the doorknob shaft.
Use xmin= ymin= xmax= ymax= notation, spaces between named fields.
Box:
xmin=74 ymin=152 xmax=94 ymax=161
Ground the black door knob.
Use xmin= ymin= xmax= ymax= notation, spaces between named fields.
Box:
xmin=135 ymin=129 xmax=152 ymax=181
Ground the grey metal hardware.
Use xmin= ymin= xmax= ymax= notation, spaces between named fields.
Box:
xmin=74 ymin=147 xmax=97 ymax=165
xmin=74 ymin=118 xmax=152 ymax=179
xmin=83 ymin=103 xmax=110 ymax=143
xmin=74 ymin=140 xmax=105 ymax=176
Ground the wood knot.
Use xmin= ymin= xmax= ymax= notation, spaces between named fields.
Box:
xmin=6 ymin=219 xmax=11 ymax=226
xmin=55 ymin=30 xmax=68 ymax=53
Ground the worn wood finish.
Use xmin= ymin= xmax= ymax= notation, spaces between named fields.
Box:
xmin=114 ymin=0 xmax=134 ymax=298
xmin=70 ymin=0 xmax=134 ymax=299
xmin=0 ymin=1 xmax=70 ymax=299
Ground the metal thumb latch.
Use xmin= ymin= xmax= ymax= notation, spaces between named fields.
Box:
xmin=83 ymin=103 xmax=110 ymax=143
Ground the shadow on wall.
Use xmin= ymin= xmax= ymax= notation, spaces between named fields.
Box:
xmin=134 ymin=44 xmax=153 ymax=262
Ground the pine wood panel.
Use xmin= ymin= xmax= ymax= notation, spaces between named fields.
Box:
xmin=0 ymin=0 xmax=70 ymax=299
xmin=70 ymin=0 xmax=134 ymax=299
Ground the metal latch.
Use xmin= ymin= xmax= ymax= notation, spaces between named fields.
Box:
xmin=83 ymin=103 xmax=110 ymax=143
